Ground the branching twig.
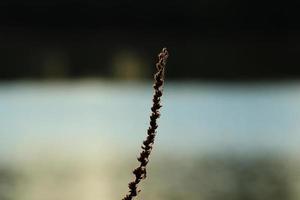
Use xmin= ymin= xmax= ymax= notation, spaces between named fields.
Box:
xmin=121 ymin=48 xmax=169 ymax=200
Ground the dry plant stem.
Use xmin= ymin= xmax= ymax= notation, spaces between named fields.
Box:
xmin=122 ymin=48 xmax=169 ymax=200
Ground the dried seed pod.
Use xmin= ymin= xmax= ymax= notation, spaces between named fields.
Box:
xmin=121 ymin=48 xmax=169 ymax=200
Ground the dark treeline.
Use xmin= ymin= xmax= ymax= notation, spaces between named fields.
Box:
xmin=0 ymin=0 xmax=299 ymax=81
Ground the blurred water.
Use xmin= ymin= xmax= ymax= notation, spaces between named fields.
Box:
xmin=1 ymin=80 xmax=300 ymax=200
xmin=1 ymin=81 xmax=300 ymax=161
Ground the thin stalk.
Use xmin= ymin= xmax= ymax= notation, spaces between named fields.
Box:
xmin=121 ymin=48 xmax=169 ymax=200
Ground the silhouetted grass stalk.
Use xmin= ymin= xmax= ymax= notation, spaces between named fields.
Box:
xmin=121 ymin=48 xmax=169 ymax=200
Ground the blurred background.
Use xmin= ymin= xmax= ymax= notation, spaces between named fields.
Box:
xmin=1 ymin=0 xmax=300 ymax=200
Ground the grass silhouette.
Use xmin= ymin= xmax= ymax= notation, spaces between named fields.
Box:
xmin=121 ymin=48 xmax=169 ymax=200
